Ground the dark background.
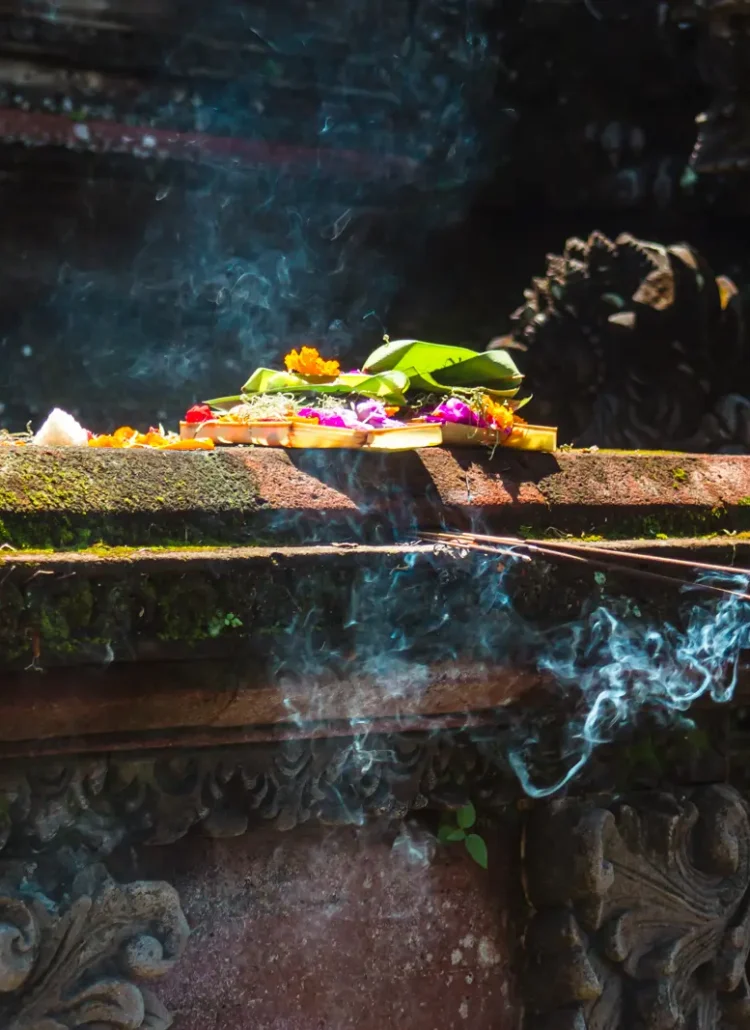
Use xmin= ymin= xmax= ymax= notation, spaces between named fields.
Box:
xmin=0 ymin=0 xmax=744 ymax=435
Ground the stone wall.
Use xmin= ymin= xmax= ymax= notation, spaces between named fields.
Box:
xmin=132 ymin=823 xmax=519 ymax=1030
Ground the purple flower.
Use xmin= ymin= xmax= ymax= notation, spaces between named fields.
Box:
xmin=297 ymin=402 xmax=404 ymax=431
xmin=425 ymin=398 xmax=487 ymax=427
xmin=298 ymin=406 xmax=361 ymax=429
xmin=355 ymin=400 xmax=403 ymax=428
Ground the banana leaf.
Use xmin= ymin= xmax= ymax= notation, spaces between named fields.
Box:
xmin=365 ymin=339 xmax=478 ymax=375
xmin=363 ymin=339 xmax=523 ymax=395
xmin=432 ymin=351 xmax=523 ymax=389
xmin=229 ymin=367 xmax=410 ymax=405
xmin=510 ymin=394 xmax=532 ymax=412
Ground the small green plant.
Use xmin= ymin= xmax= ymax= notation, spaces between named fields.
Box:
xmin=438 ymin=802 xmax=488 ymax=869
xmin=672 ymin=467 xmax=687 ymax=487
xmin=208 ymin=611 xmax=244 ymax=637
xmin=738 ymin=497 xmax=750 ymax=507
xmin=641 ymin=516 xmax=662 ymax=538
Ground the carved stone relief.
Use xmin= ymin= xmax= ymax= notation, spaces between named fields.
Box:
xmin=0 ymin=864 xmax=188 ymax=1030
xmin=523 ymin=785 xmax=750 ymax=1030
xmin=0 ymin=730 xmax=507 ymax=1028
xmin=0 ymin=731 xmax=508 ymax=858
xmin=6 ymin=733 xmax=750 ymax=1030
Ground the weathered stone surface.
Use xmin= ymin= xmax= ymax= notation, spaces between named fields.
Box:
xmin=0 ymin=450 xmax=748 ymax=748
xmin=524 ymin=785 xmax=750 ymax=1030
xmin=499 ymin=231 xmax=748 ymax=451
xmin=129 ymin=823 xmax=519 ymax=1030
xmin=0 ymin=661 xmax=543 ymax=751
xmin=1 ymin=448 xmax=749 ymax=548
xmin=2 ymin=536 xmax=743 ymax=672
xmin=0 ymin=531 xmax=747 ymax=749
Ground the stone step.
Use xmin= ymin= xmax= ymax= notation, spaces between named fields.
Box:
xmin=1 ymin=447 xmax=749 ymax=548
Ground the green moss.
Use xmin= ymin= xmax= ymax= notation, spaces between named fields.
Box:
xmin=1 ymin=448 xmax=749 ymax=551
xmin=153 ymin=578 xmax=220 ymax=642
xmin=511 ymin=499 xmax=750 ymax=542
xmin=0 ymin=561 xmax=273 ymax=665
xmin=81 ymin=543 xmax=230 ymax=558
xmin=0 ymin=449 xmax=260 ymax=513
xmin=0 ymin=449 xmax=268 ymax=550
xmin=0 ymin=514 xmax=286 ymax=552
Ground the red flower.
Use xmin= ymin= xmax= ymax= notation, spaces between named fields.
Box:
xmin=184 ymin=404 xmax=213 ymax=424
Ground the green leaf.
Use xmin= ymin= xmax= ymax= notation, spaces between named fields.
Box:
xmin=364 ymin=339 xmax=478 ymax=375
xmin=432 ymin=350 xmax=523 ymax=390
xmin=438 ymin=826 xmax=467 ymax=843
xmin=239 ymin=368 xmax=409 ymax=406
xmin=456 ymin=802 xmax=476 ymax=830
xmin=437 ymin=822 xmax=454 ymax=843
xmin=201 ymin=395 xmax=243 ymax=408
xmin=465 ymin=833 xmax=488 ymax=869
xmin=362 ymin=339 xmax=523 ymax=396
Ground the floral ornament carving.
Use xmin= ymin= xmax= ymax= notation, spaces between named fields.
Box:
xmin=0 ymin=731 xmax=506 ymax=1030
xmin=0 ymin=731 xmax=508 ymax=855
xmin=523 ymin=785 xmax=750 ymax=1030
xmin=0 ymin=863 xmax=189 ymax=1030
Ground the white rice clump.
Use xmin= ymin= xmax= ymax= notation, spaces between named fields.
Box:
xmin=32 ymin=408 xmax=89 ymax=446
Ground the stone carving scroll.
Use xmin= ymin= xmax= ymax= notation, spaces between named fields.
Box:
xmin=523 ymin=785 xmax=750 ymax=1030
xmin=0 ymin=863 xmax=189 ymax=1030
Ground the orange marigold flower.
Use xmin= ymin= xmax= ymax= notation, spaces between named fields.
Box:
xmin=113 ymin=426 xmax=138 ymax=444
xmin=162 ymin=438 xmax=214 ymax=450
xmin=481 ymin=397 xmax=515 ymax=432
xmin=87 ymin=427 xmax=214 ymax=450
xmin=284 ymin=346 xmax=340 ymax=377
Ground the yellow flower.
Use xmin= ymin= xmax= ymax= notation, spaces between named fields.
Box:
xmin=284 ymin=346 xmax=340 ymax=377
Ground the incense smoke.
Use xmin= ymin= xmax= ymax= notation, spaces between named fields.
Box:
xmin=3 ymin=1 xmax=743 ymax=799
xmin=267 ymin=545 xmax=750 ymax=800
xmin=509 ymin=570 xmax=750 ymax=796
xmin=0 ymin=0 xmax=502 ymax=430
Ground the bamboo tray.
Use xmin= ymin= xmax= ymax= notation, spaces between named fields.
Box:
xmin=180 ymin=421 xmax=292 ymax=446
xmin=439 ymin=422 xmax=558 ymax=452
xmin=180 ymin=420 xmax=442 ymax=450
xmin=364 ymin=424 xmax=442 ymax=450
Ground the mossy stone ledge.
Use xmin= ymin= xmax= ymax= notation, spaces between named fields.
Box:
xmin=0 ymin=447 xmax=749 ymax=753
xmin=0 ymin=446 xmax=749 ymax=549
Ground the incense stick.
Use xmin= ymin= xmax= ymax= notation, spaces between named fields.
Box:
xmin=422 ymin=532 xmax=750 ymax=604
xmin=441 ymin=530 xmax=749 ymax=581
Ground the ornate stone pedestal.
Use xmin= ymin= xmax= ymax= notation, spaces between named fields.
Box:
xmin=0 ymin=446 xmax=748 ymax=1028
